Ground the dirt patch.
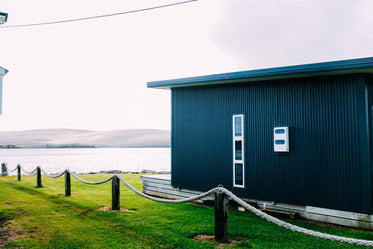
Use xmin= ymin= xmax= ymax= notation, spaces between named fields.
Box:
xmin=0 ymin=214 xmax=21 ymax=248
xmin=98 ymin=206 xmax=135 ymax=212
xmin=193 ymin=234 xmax=249 ymax=248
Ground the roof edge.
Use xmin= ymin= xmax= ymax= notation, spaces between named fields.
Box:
xmin=0 ymin=66 xmax=8 ymax=76
xmin=147 ymin=57 xmax=373 ymax=89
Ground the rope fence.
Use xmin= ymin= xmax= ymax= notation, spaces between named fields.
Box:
xmin=1 ymin=162 xmax=373 ymax=247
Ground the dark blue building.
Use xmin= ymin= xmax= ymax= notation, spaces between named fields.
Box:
xmin=148 ymin=57 xmax=373 ymax=227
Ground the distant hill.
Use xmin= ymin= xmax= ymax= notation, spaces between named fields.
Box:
xmin=0 ymin=129 xmax=170 ymax=148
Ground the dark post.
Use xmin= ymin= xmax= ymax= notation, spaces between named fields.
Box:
xmin=112 ymin=175 xmax=120 ymax=210
xmin=17 ymin=164 xmax=21 ymax=181
xmin=1 ymin=163 xmax=8 ymax=176
xmin=65 ymin=171 xmax=71 ymax=196
xmin=214 ymin=191 xmax=228 ymax=242
xmin=36 ymin=167 xmax=42 ymax=188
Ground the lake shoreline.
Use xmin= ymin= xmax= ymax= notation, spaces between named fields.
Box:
xmin=74 ymin=169 xmax=171 ymax=175
xmin=1 ymin=148 xmax=171 ymax=176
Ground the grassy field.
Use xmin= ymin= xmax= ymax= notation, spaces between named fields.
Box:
xmin=1 ymin=174 xmax=373 ymax=248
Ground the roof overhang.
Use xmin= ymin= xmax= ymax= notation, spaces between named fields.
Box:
xmin=0 ymin=12 xmax=8 ymax=25
xmin=0 ymin=66 xmax=8 ymax=77
xmin=147 ymin=57 xmax=373 ymax=89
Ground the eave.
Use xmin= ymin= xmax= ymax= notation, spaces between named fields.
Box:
xmin=147 ymin=57 xmax=373 ymax=89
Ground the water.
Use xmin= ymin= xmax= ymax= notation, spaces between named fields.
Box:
xmin=0 ymin=148 xmax=170 ymax=175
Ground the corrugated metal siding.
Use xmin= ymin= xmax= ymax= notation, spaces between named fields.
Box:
xmin=171 ymin=74 xmax=372 ymax=214
xmin=365 ymin=76 xmax=373 ymax=213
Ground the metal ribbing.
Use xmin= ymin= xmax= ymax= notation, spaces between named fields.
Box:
xmin=171 ymin=75 xmax=371 ymax=214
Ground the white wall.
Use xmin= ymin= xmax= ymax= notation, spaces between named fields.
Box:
xmin=0 ymin=67 xmax=8 ymax=115
xmin=0 ymin=76 xmax=2 ymax=114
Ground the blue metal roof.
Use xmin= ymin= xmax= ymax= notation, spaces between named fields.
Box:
xmin=147 ymin=57 xmax=373 ymax=89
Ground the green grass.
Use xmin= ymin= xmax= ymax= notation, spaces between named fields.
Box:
xmin=0 ymin=174 xmax=373 ymax=248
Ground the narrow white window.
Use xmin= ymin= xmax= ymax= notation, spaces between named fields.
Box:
xmin=233 ymin=114 xmax=244 ymax=188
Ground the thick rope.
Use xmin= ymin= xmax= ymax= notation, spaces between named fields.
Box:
xmin=67 ymin=169 xmax=115 ymax=185
xmin=7 ymin=165 xmax=18 ymax=172
xmin=217 ymin=187 xmax=373 ymax=247
xmin=3 ymin=165 xmax=373 ymax=246
xmin=116 ymin=177 xmax=373 ymax=247
xmin=19 ymin=165 xmax=38 ymax=175
xmin=116 ymin=174 xmax=217 ymax=204
xmin=39 ymin=167 xmax=65 ymax=178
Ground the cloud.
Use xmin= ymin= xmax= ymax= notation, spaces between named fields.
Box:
xmin=212 ymin=0 xmax=373 ymax=69
xmin=0 ymin=0 xmax=231 ymax=131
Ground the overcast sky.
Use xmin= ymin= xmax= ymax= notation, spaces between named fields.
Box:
xmin=1 ymin=0 xmax=372 ymax=131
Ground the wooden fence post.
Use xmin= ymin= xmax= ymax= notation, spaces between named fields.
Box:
xmin=1 ymin=163 xmax=8 ymax=176
xmin=36 ymin=167 xmax=42 ymax=188
xmin=112 ymin=175 xmax=120 ymax=210
xmin=17 ymin=164 xmax=21 ymax=181
xmin=65 ymin=171 xmax=71 ymax=196
xmin=214 ymin=191 xmax=228 ymax=242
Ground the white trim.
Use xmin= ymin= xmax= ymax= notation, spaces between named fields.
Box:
xmin=233 ymin=114 xmax=245 ymax=188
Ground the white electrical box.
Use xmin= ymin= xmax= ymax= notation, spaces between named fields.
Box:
xmin=274 ymin=127 xmax=289 ymax=152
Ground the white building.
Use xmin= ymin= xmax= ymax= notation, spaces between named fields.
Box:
xmin=0 ymin=66 xmax=8 ymax=114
